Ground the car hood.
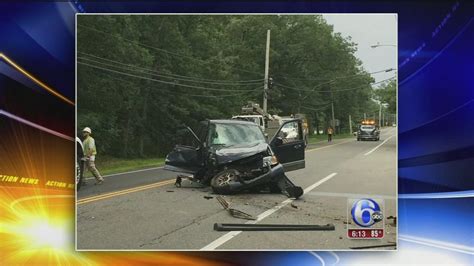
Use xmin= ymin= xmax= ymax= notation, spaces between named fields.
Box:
xmin=213 ymin=142 xmax=269 ymax=164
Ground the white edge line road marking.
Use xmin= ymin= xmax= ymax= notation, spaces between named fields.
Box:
xmin=200 ymin=172 xmax=338 ymax=251
xmin=364 ymin=135 xmax=394 ymax=156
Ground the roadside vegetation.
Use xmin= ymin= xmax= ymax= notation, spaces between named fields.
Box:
xmin=83 ymin=156 xmax=165 ymax=177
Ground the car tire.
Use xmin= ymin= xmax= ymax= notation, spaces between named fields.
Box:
xmin=211 ymin=169 xmax=240 ymax=195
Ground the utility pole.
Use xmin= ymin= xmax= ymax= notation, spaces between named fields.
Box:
xmin=349 ymin=115 xmax=352 ymax=134
xmin=263 ymin=29 xmax=271 ymax=113
xmin=364 ymin=113 xmax=366 ymax=120
xmin=382 ymin=112 xmax=385 ymax=127
xmin=331 ymin=102 xmax=335 ymax=130
xmin=378 ymin=102 xmax=382 ymax=128
xmin=330 ymin=85 xmax=335 ymax=134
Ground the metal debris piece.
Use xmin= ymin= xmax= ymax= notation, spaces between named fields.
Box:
xmin=175 ymin=174 xmax=203 ymax=188
xmin=204 ymin=196 xmax=214 ymax=200
xmin=174 ymin=176 xmax=182 ymax=187
xmin=216 ymin=196 xmax=230 ymax=209
xmin=166 ymin=190 xmax=174 ymax=192
xmin=214 ymin=223 xmax=335 ymax=231
xmin=350 ymin=243 xmax=396 ymax=250
xmin=290 ymin=203 xmax=298 ymax=209
xmin=216 ymin=196 xmax=256 ymax=220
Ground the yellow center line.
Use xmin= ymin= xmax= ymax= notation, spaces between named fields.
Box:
xmin=306 ymin=138 xmax=354 ymax=152
xmin=77 ymin=179 xmax=175 ymax=205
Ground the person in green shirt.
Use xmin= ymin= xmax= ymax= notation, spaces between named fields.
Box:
xmin=82 ymin=127 xmax=104 ymax=185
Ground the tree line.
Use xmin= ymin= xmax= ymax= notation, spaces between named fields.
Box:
xmin=77 ymin=15 xmax=395 ymax=158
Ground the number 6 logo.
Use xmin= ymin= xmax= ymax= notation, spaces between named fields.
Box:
xmin=351 ymin=199 xmax=382 ymax=227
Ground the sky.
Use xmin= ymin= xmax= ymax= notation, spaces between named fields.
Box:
xmin=322 ymin=14 xmax=397 ymax=86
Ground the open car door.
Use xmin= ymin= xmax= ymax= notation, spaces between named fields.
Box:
xmin=269 ymin=119 xmax=305 ymax=172
xmin=164 ymin=127 xmax=204 ymax=174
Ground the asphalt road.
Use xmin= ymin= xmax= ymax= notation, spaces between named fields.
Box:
xmin=77 ymin=127 xmax=397 ymax=250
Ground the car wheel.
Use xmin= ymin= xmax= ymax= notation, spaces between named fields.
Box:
xmin=211 ymin=169 xmax=240 ymax=195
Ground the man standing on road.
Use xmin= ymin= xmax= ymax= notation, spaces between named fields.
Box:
xmin=82 ymin=127 xmax=104 ymax=185
xmin=327 ymin=126 xmax=334 ymax=142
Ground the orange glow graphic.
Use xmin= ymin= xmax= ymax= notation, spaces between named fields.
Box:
xmin=0 ymin=187 xmax=227 ymax=265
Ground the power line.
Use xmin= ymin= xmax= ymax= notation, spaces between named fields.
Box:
xmin=319 ymin=77 xmax=396 ymax=92
xmin=299 ymin=76 xmax=396 ymax=101
xmin=77 ymin=56 xmax=263 ymax=86
xmin=77 ymin=61 xmax=259 ymax=92
xmin=78 ymin=23 xmax=264 ymax=77
xmin=279 ymin=68 xmax=394 ymax=82
xmin=77 ymin=51 xmax=264 ymax=84
xmin=275 ymin=68 xmax=395 ymax=93
xmin=83 ymin=68 xmax=258 ymax=99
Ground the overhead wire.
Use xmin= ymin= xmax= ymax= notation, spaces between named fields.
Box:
xmin=279 ymin=68 xmax=395 ymax=82
xmin=77 ymin=51 xmax=264 ymax=84
xmin=274 ymin=68 xmax=396 ymax=93
xmin=79 ymin=63 xmax=260 ymax=98
xmin=77 ymin=56 xmax=263 ymax=86
xmin=77 ymin=61 xmax=260 ymax=92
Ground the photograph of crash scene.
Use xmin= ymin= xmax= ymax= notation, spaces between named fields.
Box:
xmin=76 ymin=14 xmax=397 ymax=250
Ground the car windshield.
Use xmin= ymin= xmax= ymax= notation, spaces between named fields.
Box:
xmin=361 ymin=125 xmax=375 ymax=130
xmin=209 ymin=123 xmax=265 ymax=147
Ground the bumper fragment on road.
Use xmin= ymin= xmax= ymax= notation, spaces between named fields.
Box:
xmin=213 ymin=223 xmax=335 ymax=231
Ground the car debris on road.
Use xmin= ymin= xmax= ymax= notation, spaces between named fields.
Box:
xmin=214 ymin=223 xmax=335 ymax=231
xmin=216 ymin=196 xmax=256 ymax=220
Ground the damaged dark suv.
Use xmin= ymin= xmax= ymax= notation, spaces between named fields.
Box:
xmin=165 ymin=119 xmax=306 ymax=198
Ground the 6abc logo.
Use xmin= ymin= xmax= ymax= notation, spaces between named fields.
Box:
xmin=348 ymin=198 xmax=384 ymax=239
xmin=351 ymin=199 xmax=383 ymax=227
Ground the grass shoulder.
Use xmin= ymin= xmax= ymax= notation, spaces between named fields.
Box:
xmin=84 ymin=155 xmax=165 ymax=177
